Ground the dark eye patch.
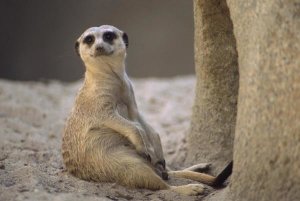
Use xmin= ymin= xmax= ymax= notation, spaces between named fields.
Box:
xmin=103 ymin=31 xmax=117 ymax=44
xmin=122 ymin=32 xmax=129 ymax=48
xmin=75 ymin=41 xmax=80 ymax=56
xmin=83 ymin=35 xmax=95 ymax=45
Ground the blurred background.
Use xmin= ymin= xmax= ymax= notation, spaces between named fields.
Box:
xmin=0 ymin=0 xmax=194 ymax=82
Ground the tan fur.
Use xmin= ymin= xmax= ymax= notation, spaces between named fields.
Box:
xmin=62 ymin=25 xmax=217 ymax=195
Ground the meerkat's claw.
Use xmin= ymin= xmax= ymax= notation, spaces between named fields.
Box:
xmin=138 ymin=151 xmax=151 ymax=162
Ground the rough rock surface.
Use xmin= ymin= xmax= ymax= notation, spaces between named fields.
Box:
xmin=227 ymin=1 xmax=300 ymax=200
xmin=0 ymin=76 xmax=221 ymax=201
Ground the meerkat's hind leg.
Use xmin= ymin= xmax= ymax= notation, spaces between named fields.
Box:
xmin=183 ymin=163 xmax=211 ymax=172
xmin=168 ymin=170 xmax=216 ymax=186
xmin=108 ymin=149 xmax=205 ymax=195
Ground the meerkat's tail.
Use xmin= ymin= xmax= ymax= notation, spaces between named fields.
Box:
xmin=211 ymin=160 xmax=233 ymax=188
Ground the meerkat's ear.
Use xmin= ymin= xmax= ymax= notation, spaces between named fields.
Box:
xmin=75 ymin=41 xmax=80 ymax=56
xmin=122 ymin=32 xmax=129 ymax=48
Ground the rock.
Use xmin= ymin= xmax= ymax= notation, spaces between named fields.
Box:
xmin=227 ymin=0 xmax=300 ymax=200
xmin=187 ymin=0 xmax=239 ymax=173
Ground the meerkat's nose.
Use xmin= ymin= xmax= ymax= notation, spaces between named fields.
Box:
xmin=96 ymin=45 xmax=105 ymax=52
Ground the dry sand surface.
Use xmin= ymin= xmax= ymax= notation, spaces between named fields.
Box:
xmin=0 ymin=76 xmax=224 ymax=201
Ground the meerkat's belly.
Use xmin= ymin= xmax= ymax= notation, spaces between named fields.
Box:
xmin=63 ymin=126 xmax=134 ymax=179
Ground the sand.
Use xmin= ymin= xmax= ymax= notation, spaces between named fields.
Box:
xmin=0 ymin=76 xmax=223 ymax=201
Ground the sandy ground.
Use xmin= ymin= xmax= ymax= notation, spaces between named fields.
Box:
xmin=0 ymin=76 xmax=223 ymax=201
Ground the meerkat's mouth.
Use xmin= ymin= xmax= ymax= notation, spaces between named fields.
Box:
xmin=93 ymin=45 xmax=114 ymax=57
xmin=94 ymin=50 xmax=114 ymax=57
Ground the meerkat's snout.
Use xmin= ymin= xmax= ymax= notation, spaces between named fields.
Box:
xmin=95 ymin=45 xmax=107 ymax=55
xmin=94 ymin=44 xmax=113 ymax=56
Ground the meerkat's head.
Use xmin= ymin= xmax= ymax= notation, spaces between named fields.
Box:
xmin=75 ymin=25 xmax=129 ymax=70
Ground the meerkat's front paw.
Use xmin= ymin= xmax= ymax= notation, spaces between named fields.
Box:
xmin=135 ymin=145 xmax=151 ymax=162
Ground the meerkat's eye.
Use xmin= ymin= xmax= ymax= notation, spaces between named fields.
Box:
xmin=103 ymin=31 xmax=117 ymax=42
xmin=83 ymin=35 xmax=95 ymax=45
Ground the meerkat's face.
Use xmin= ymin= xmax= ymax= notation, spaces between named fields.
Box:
xmin=75 ymin=25 xmax=129 ymax=66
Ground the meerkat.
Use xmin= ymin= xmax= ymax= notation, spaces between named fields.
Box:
xmin=62 ymin=25 xmax=231 ymax=196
